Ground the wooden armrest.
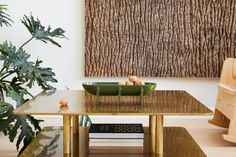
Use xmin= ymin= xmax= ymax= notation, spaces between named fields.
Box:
xmin=218 ymin=83 xmax=236 ymax=94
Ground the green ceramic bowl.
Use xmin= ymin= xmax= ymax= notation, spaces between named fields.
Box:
xmin=82 ymin=82 xmax=156 ymax=96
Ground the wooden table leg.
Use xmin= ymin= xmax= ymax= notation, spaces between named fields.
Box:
xmin=73 ymin=115 xmax=79 ymax=135
xmin=149 ymin=115 xmax=156 ymax=153
xmin=63 ymin=115 xmax=71 ymax=155
xmin=156 ymin=115 xmax=163 ymax=154
xmin=73 ymin=115 xmax=79 ymax=156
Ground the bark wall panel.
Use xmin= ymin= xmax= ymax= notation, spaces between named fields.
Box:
xmin=85 ymin=0 xmax=236 ymax=77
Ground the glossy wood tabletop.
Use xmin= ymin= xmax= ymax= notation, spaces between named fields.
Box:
xmin=19 ymin=126 xmax=207 ymax=157
xmin=14 ymin=90 xmax=212 ymax=116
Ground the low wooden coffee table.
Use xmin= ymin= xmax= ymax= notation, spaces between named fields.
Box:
xmin=14 ymin=90 xmax=212 ymax=156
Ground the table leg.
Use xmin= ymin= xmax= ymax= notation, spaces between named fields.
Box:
xmin=156 ymin=115 xmax=163 ymax=154
xmin=73 ymin=115 xmax=79 ymax=135
xmin=149 ymin=115 xmax=156 ymax=153
xmin=73 ymin=115 xmax=79 ymax=156
xmin=63 ymin=115 xmax=71 ymax=155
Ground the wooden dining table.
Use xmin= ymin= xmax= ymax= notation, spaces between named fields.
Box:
xmin=14 ymin=90 xmax=212 ymax=157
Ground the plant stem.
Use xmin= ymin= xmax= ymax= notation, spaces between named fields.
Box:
xmin=0 ymin=72 xmax=13 ymax=81
xmin=1 ymin=68 xmax=13 ymax=77
xmin=1 ymin=80 xmax=11 ymax=83
xmin=25 ymin=90 xmax=34 ymax=98
xmin=0 ymin=69 xmax=17 ymax=81
xmin=18 ymin=36 xmax=34 ymax=50
xmin=0 ymin=66 xmax=6 ymax=74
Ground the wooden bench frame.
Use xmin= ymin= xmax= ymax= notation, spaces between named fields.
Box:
xmin=209 ymin=58 xmax=236 ymax=143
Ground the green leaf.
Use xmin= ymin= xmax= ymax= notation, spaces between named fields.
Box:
xmin=21 ymin=15 xmax=66 ymax=47
xmin=7 ymin=114 xmax=43 ymax=152
xmin=0 ymin=95 xmax=43 ymax=154
xmin=0 ymin=4 xmax=12 ymax=27
xmin=16 ymin=116 xmax=34 ymax=150
xmin=0 ymin=41 xmax=31 ymax=71
xmin=5 ymin=84 xmax=25 ymax=106
xmin=0 ymin=11 xmax=66 ymax=155
xmin=3 ymin=124 xmax=13 ymax=135
xmin=0 ymin=101 xmax=15 ymax=134
xmin=27 ymin=115 xmax=43 ymax=131
xmin=0 ymin=101 xmax=13 ymax=116
xmin=9 ymin=118 xmax=21 ymax=142
xmin=0 ymin=41 xmax=57 ymax=91
xmin=80 ymin=115 xmax=92 ymax=126
xmin=16 ymin=131 xmax=24 ymax=150
xmin=26 ymin=59 xmax=57 ymax=90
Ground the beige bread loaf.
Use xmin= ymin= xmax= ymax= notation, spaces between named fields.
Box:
xmin=118 ymin=76 xmax=145 ymax=86
xmin=135 ymin=80 xmax=145 ymax=85
xmin=125 ymin=80 xmax=134 ymax=85
xmin=128 ymin=76 xmax=138 ymax=82
xmin=119 ymin=76 xmax=145 ymax=86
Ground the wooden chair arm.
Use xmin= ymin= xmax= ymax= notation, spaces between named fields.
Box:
xmin=218 ymin=83 xmax=236 ymax=95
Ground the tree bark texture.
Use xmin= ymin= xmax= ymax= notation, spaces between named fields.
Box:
xmin=85 ymin=0 xmax=236 ymax=77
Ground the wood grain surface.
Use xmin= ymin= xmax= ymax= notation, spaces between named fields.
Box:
xmin=19 ymin=127 xmax=207 ymax=157
xmin=85 ymin=0 xmax=236 ymax=77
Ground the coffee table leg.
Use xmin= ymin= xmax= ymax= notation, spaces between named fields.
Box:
xmin=73 ymin=115 xmax=79 ymax=135
xmin=73 ymin=115 xmax=79 ymax=156
xmin=156 ymin=115 xmax=163 ymax=154
xmin=149 ymin=115 xmax=156 ymax=152
xmin=63 ymin=115 xmax=71 ymax=155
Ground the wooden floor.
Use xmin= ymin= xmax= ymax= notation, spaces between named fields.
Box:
xmin=1 ymin=118 xmax=236 ymax=157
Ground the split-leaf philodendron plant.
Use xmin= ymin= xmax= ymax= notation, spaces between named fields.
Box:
xmin=0 ymin=4 xmax=66 ymax=154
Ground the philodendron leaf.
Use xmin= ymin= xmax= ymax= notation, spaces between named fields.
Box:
xmin=0 ymin=101 xmax=14 ymax=135
xmin=0 ymin=41 xmax=31 ymax=71
xmin=0 ymin=12 xmax=66 ymax=156
xmin=5 ymin=84 xmax=25 ymax=106
xmin=14 ymin=116 xmax=34 ymax=151
xmin=21 ymin=15 xmax=66 ymax=47
xmin=27 ymin=115 xmax=43 ymax=131
xmin=0 ymin=41 xmax=57 ymax=91
xmin=0 ymin=101 xmax=15 ymax=135
xmin=0 ymin=4 xmax=12 ymax=27
xmin=17 ymin=58 xmax=57 ymax=90
xmin=0 ymin=101 xmax=13 ymax=116
xmin=0 ymin=100 xmax=43 ymax=153
xmin=33 ymin=59 xmax=57 ymax=90
xmin=8 ymin=115 xmax=43 ymax=152
xmin=9 ymin=117 xmax=21 ymax=142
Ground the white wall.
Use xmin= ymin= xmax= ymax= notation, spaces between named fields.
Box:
xmin=0 ymin=0 xmax=218 ymax=112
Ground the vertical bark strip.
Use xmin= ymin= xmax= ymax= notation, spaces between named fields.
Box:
xmin=85 ymin=0 xmax=236 ymax=77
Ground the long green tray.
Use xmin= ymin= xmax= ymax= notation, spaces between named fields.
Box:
xmin=82 ymin=82 xmax=156 ymax=96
